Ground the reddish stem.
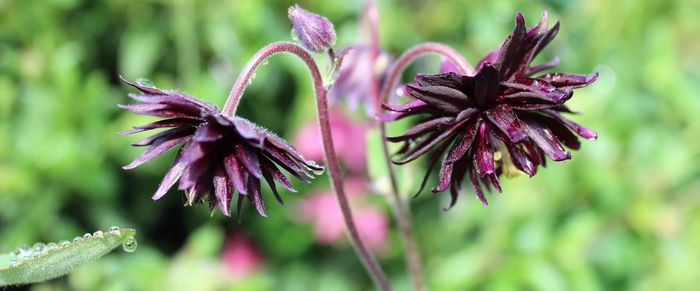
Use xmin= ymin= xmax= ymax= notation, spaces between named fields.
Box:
xmin=365 ymin=1 xmax=425 ymax=290
xmin=222 ymin=42 xmax=392 ymax=291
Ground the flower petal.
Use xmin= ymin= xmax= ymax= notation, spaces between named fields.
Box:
xmin=236 ymin=144 xmax=262 ymax=179
xmin=119 ymin=118 xmax=199 ymax=135
xmin=538 ymin=72 xmax=599 ymax=88
xmin=213 ymin=166 xmax=232 ymax=216
xmin=152 ymin=149 xmax=186 ymax=200
xmin=123 ymin=130 xmax=191 ymax=169
xmin=473 ymin=64 xmax=500 ymax=108
xmin=224 ymin=154 xmax=249 ymax=195
xmin=468 ymin=167 xmax=488 ymax=206
xmin=473 ymin=122 xmax=495 ymax=177
xmin=543 ymin=110 xmax=597 ymax=140
xmin=495 ymin=11 xmax=526 ymax=78
xmin=405 ymin=85 xmax=464 ymax=113
xmin=505 ymin=143 xmax=536 ymax=176
xmin=485 ymin=105 xmax=527 ymax=143
xmin=523 ymin=121 xmax=571 ymax=161
xmin=248 ymin=178 xmax=266 ymax=217
xmin=386 ymin=116 xmax=453 ymax=142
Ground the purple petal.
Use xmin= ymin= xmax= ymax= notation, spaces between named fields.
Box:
xmin=386 ymin=116 xmax=453 ymax=142
xmin=505 ymin=143 xmax=536 ymax=176
xmin=236 ymin=144 xmax=262 ymax=179
xmin=468 ymin=167 xmax=488 ymax=206
xmin=233 ymin=118 xmax=265 ymax=147
xmin=152 ymin=149 xmax=186 ymax=200
xmin=123 ymin=131 xmax=191 ymax=169
xmin=393 ymin=119 xmax=466 ymax=165
xmin=445 ymin=118 xmax=480 ymax=163
xmin=382 ymin=99 xmax=428 ymax=113
xmin=262 ymin=169 xmax=284 ymax=205
xmin=224 ymin=154 xmax=249 ymax=195
xmin=495 ymin=11 xmax=527 ymax=78
xmin=543 ymin=110 xmax=597 ymax=140
xmin=130 ymin=127 xmax=193 ymax=147
xmin=260 ymin=158 xmax=296 ymax=192
xmin=416 ymin=73 xmax=465 ymax=88
xmin=473 ymin=64 xmax=500 ymax=108
xmin=526 ymin=57 xmax=559 ymax=76
xmin=405 ymin=85 xmax=463 ymax=113
xmin=538 ymin=72 xmax=599 ymax=88
xmin=523 ymin=121 xmax=571 ymax=161
xmin=193 ymin=122 xmax=223 ymax=142
xmin=473 ymin=122 xmax=495 ymax=177
xmin=120 ymin=118 xmax=199 ymax=135
xmin=247 ymin=178 xmax=266 ymax=217
xmin=213 ymin=166 xmax=232 ymax=216
xmin=485 ymin=105 xmax=526 ymax=143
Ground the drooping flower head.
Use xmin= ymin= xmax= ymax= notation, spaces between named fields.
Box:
xmin=288 ymin=4 xmax=336 ymax=53
xmin=383 ymin=12 xmax=598 ymax=207
xmin=119 ymin=78 xmax=323 ymax=218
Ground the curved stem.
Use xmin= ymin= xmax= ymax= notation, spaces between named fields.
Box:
xmin=374 ymin=42 xmax=473 ymax=289
xmin=365 ymin=1 xmax=424 ymax=290
xmin=222 ymin=42 xmax=392 ymax=291
xmin=380 ymin=42 xmax=474 ymax=105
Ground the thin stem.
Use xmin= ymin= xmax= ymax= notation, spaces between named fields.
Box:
xmin=365 ymin=1 xmax=425 ymax=290
xmin=222 ymin=42 xmax=392 ymax=291
xmin=375 ymin=42 xmax=474 ymax=289
xmin=380 ymin=43 xmax=474 ymax=105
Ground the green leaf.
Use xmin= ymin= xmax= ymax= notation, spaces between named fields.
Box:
xmin=0 ymin=227 xmax=137 ymax=287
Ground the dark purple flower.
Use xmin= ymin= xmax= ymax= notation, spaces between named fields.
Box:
xmin=382 ymin=11 xmax=598 ymax=207
xmin=288 ymin=4 xmax=336 ymax=53
xmin=118 ymin=77 xmax=323 ymax=218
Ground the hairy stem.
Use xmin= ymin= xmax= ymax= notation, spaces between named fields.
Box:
xmin=376 ymin=42 xmax=474 ymax=289
xmin=222 ymin=42 xmax=392 ymax=291
xmin=365 ymin=1 xmax=424 ymax=290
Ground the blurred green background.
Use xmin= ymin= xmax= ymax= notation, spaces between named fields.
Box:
xmin=1 ymin=0 xmax=699 ymax=290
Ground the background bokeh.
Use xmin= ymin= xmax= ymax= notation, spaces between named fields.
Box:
xmin=1 ymin=0 xmax=699 ymax=290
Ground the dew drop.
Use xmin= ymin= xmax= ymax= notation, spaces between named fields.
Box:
xmin=135 ymin=78 xmax=154 ymax=88
xmin=122 ymin=236 xmax=138 ymax=253
xmin=32 ymin=243 xmax=46 ymax=253
xmin=46 ymin=243 xmax=58 ymax=252
xmin=109 ymin=226 xmax=120 ymax=233
xmin=93 ymin=230 xmax=104 ymax=238
xmin=16 ymin=245 xmax=32 ymax=259
xmin=59 ymin=240 xmax=70 ymax=248
xmin=9 ymin=259 xmax=17 ymax=266
xmin=83 ymin=233 xmax=93 ymax=239
xmin=73 ymin=236 xmax=83 ymax=242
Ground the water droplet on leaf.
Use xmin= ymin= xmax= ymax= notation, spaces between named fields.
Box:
xmin=59 ymin=241 xmax=70 ymax=248
xmin=46 ymin=243 xmax=58 ymax=252
xmin=109 ymin=226 xmax=120 ymax=233
xmin=32 ymin=243 xmax=46 ymax=253
xmin=93 ymin=230 xmax=104 ymax=238
xmin=83 ymin=233 xmax=93 ymax=238
xmin=73 ymin=236 xmax=83 ymax=242
xmin=122 ymin=236 xmax=138 ymax=253
xmin=135 ymin=78 xmax=154 ymax=88
xmin=16 ymin=245 xmax=32 ymax=259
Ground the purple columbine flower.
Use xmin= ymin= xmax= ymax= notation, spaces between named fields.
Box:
xmin=288 ymin=4 xmax=336 ymax=53
xmin=382 ymin=11 xmax=598 ymax=207
xmin=118 ymin=78 xmax=323 ymax=218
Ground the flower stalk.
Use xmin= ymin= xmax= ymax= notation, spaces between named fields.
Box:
xmin=365 ymin=1 xmax=425 ymax=290
xmin=222 ymin=41 xmax=392 ymax=291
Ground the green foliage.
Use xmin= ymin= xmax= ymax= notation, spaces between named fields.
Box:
xmin=0 ymin=0 xmax=698 ymax=290
xmin=0 ymin=228 xmax=136 ymax=286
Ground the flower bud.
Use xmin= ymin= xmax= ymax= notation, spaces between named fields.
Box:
xmin=288 ymin=4 xmax=336 ymax=53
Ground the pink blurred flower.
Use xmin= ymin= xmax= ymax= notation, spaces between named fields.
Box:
xmin=294 ymin=110 xmax=368 ymax=174
xmin=297 ymin=185 xmax=388 ymax=251
xmin=221 ymin=232 xmax=262 ymax=280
